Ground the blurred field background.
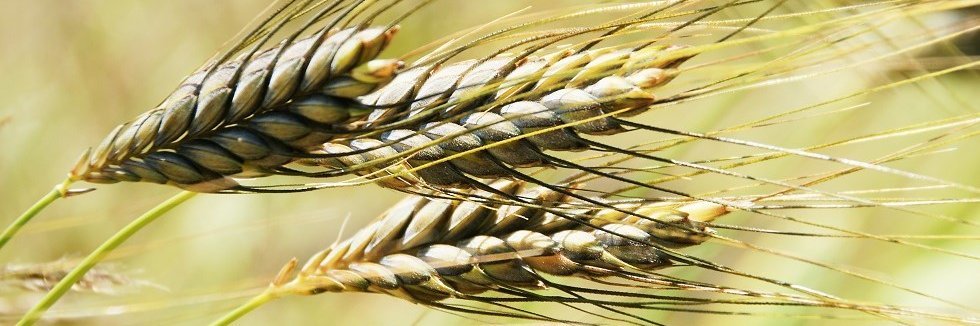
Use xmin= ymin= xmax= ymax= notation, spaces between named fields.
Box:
xmin=0 ymin=1 xmax=977 ymax=325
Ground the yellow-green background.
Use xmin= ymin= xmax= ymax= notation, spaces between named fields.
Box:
xmin=1 ymin=1 xmax=977 ymax=325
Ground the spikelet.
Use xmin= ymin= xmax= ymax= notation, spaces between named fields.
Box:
xmin=74 ymin=2 xmax=402 ymax=192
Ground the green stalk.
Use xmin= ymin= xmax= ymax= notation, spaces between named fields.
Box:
xmin=212 ymin=258 xmax=299 ymax=325
xmin=17 ymin=190 xmax=197 ymax=326
xmin=210 ymin=288 xmax=281 ymax=326
xmin=0 ymin=178 xmax=73 ymax=251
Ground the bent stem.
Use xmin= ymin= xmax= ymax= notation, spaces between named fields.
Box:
xmin=211 ymin=288 xmax=282 ymax=326
xmin=212 ymin=258 xmax=300 ymax=325
xmin=17 ymin=190 xmax=197 ymax=326
xmin=0 ymin=178 xmax=74 ymax=251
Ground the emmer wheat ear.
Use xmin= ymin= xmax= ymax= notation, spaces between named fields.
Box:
xmin=306 ymin=44 xmax=691 ymax=189
xmin=76 ymin=23 xmax=398 ymax=191
xmin=218 ymin=179 xmax=972 ymax=324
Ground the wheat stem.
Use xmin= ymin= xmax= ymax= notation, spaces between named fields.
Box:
xmin=17 ymin=190 xmax=197 ymax=326
xmin=211 ymin=288 xmax=280 ymax=326
xmin=0 ymin=178 xmax=73 ymax=251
